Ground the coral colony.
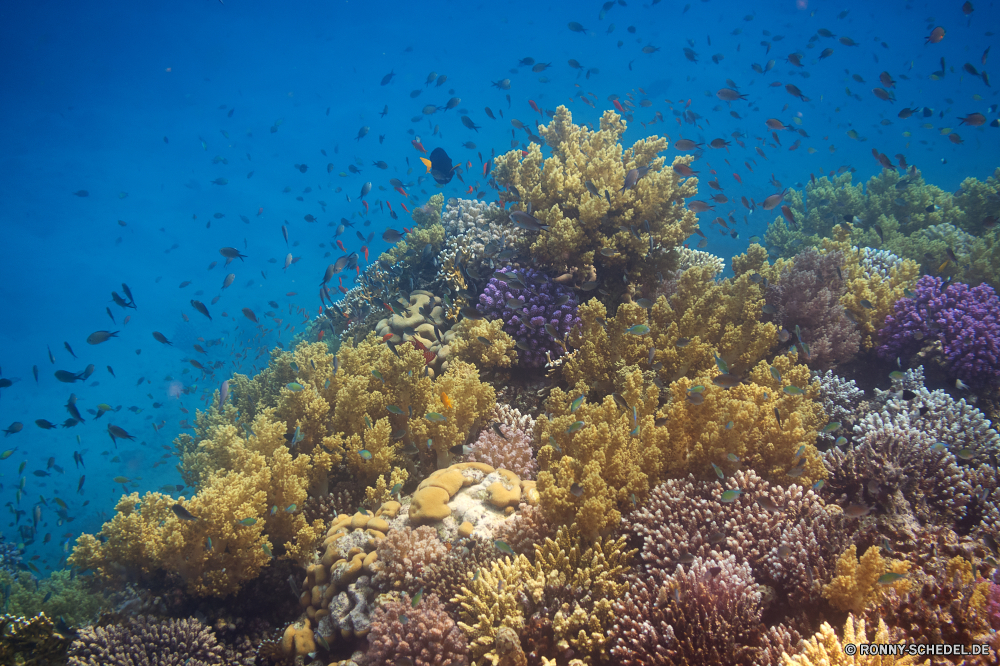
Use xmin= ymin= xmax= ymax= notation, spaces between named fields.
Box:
xmin=5 ymin=107 xmax=1000 ymax=666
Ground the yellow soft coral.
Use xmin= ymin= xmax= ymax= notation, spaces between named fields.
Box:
xmin=449 ymin=317 xmax=519 ymax=370
xmin=536 ymin=366 xmax=664 ymax=539
xmin=783 ymin=614 xmax=929 ymax=666
xmin=492 ymin=106 xmax=699 ymax=290
xmin=523 ymin=526 xmax=634 ymax=664
xmin=561 ymin=245 xmax=780 ymax=392
xmin=822 ymin=224 xmax=920 ymax=350
xmin=660 ymin=351 xmax=828 ymax=485
xmin=822 ymin=545 xmax=911 ymax=614
xmin=456 ymin=554 xmax=531 ymax=665
xmin=72 ymin=410 xmax=327 ymax=597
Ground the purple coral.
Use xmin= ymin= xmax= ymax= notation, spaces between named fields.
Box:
xmin=766 ymin=248 xmax=860 ymax=369
xmin=877 ymin=275 xmax=1000 ymax=389
xmin=478 ymin=267 xmax=580 ymax=367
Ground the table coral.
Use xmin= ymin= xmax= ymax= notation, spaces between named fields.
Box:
xmin=491 ymin=105 xmax=699 ymax=291
xmin=877 ymin=275 xmax=1000 ymax=389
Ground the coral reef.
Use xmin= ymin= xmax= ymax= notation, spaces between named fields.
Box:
xmin=365 ymin=593 xmax=469 ymax=666
xmin=766 ymin=248 xmax=860 ymax=369
xmin=492 ymin=106 xmax=700 ymax=293
xmin=782 ymin=614 xmax=928 ymax=666
xmin=477 ymin=266 xmax=581 ymax=367
xmin=67 ymin=615 xmax=223 ymax=666
xmin=375 ymin=289 xmax=455 ymax=378
xmin=812 ymin=370 xmax=865 ymax=447
xmin=821 ymin=544 xmax=910 ymax=614
xmin=460 ymin=421 xmax=538 ymax=480
xmin=608 ymin=555 xmax=766 ymax=665
xmin=877 ymin=275 xmax=1000 ymax=389
xmin=0 ymin=613 xmax=72 ymax=665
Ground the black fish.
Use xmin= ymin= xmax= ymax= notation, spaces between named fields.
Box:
xmin=428 ymin=147 xmax=456 ymax=185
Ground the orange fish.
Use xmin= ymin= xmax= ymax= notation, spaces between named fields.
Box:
xmin=394 ymin=185 xmax=408 ymax=197
xmin=483 ymin=160 xmax=491 ymax=177
xmin=419 ymin=157 xmax=432 ymax=172
xmin=412 ymin=140 xmax=427 ymax=154
xmin=400 ymin=202 xmax=410 ymax=213
xmin=337 ymin=239 xmax=346 ymax=252
xmin=257 ymin=207 xmax=263 ymax=216
xmin=733 ymin=173 xmax=742 ymax=184
xmin=318 ymin=330 xmax=325 ymax=341
xmin=362 ymin=200 xmax=369 ymax=215
xmin=613 ymin=99 xmax=625 ymax=112
xmin=441 ymin=391 xmax=452 ymax=409
xmin=529 ymin=99 xmax=541 ymax=115
xmin=361 ymin=245 xmax=369 ymax=262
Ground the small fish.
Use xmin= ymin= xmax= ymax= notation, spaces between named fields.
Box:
xmin=371 ymin=369 xmax=385 ymax=384
xmin=626 ymin=324 xmax=650 ymax=336
xmin=570 ymin=395 xmax=585 ymax=413
xmin=494 ymin=539 xmax=515 ymax=556
xmin=386 ymin=405 xmax=405 ymax=415
xmin=782 ymin=385 xmax=804 ymax=396
xmin=720 ymin=488 xmax=742 ymax=503
xmin=285 ymin=504 xmax=297 ymax=513
xmin=237 ymin=517 xmax=258 ymax=526
xmin=425 ymin=412 xmax=447 ymax=422
xmin=675 ymin=337 xmax=691 ymax=347
xmin=878 ymin=572 xmax=906 ymax=585
xmin=358 ymin=449 xmax=373 ymax=460
xmin=769 ymin=366 xmax=781 ymax=382
xmin=758 ymin=496 xmax=781 ymax=513
xmin=566 ymin=420 xmax=585 ymax=433
xmin=821 ymin=422 xmax=841 ymax=433
xmin=844 ymin=503 xmax=872 ymax=518
xmin=171 ymin=504 xmax=198 ymax=521
xmin=286 ymin=382 xmax=304 ymax=392
xmin=570 ymin=483 xmax=584 ymax=497
xmin=711 ymin=462 xmax=724 ymax=479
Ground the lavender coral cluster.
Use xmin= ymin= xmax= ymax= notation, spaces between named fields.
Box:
xmin=767 ymin=248 xmax=860 ymax=369
xmin=877 ymin=275 xmax=1000 ymax=388
xmin=477 ymin=267 xmax=581 ymax=367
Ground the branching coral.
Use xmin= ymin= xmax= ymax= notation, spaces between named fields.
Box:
xmin=877 ymin=275 xmax=1000 ymax=389
xmin=492 ymin=106 xmax=699 ymax=292
xmin=812 ymin=370 xmax=865 ymax=447
xmin=821 ymin=544 xmax=910 ymax=614
xmin=478 ymin=267 xmax=581 ymax=367
xmin=782 ymin=614 xmax=928 ymax=666
xmin=67 ymin=615 xmax=224 ymax=666
xmin=0 ymin=613 xmax=72 ymax=666
xmin=560 ymin=244 xmax=781 ymax=394
xmin=449 ymin=317 xmax=519 ymax=370
xmin=365 ymin=593 xmax=469 ymax=666
xmin=659 ymin=350 xmax=828 ymax=486
xmin=624 ymin=470 xmax=846 ymax=627
xmin=766 ymin=248 xmax=860 ymax=369
xmin=608 ymin=555 xmax=766 ymax=665
xmin=455 ymin=525 xmax=633 ymax=665
xmin=462 ymin=421 xmax=537 ymax=480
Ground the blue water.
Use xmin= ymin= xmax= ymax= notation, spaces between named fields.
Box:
xmin=0 ymin=0 xmax=996 ymax=574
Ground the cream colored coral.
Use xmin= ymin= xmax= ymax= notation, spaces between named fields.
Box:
xmin=783 ymin=614 xmax=929 ymax=666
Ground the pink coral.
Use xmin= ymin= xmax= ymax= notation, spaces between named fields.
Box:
xmin=364 ymin=593 xmax=469 ymax=666
xmin=372 ymin=526 xmax=448 ymax=592
xmin=766 ymin=248 xmax=860 ymax=369
xmin=988 ymin=582 xmax=1000 ymax=631
xmin=461 ymin=423 xmax=537 ymax=480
